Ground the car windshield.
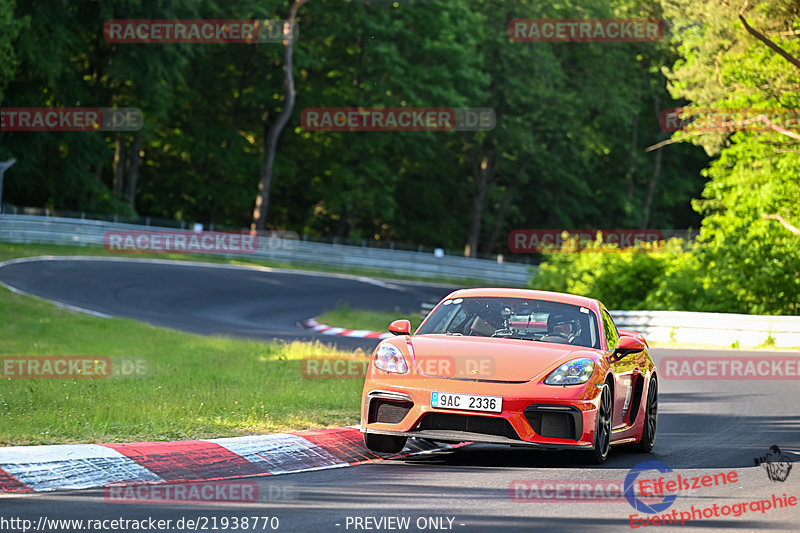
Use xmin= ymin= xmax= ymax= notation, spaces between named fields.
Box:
xmin=416 ymin=296 xmax=600 ymax=349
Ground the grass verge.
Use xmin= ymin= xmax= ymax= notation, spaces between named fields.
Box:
xmin=316 ymin=303 xmax=422 ymax=334
xmin=0 ymin=284 xmax=365 ymax=446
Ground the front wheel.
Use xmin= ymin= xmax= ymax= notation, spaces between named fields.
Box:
xmin=634 ymin=377 xmax=658 ymax=453
xmin=583 ymin=383 xmax=612 ymax=465
xmin=364 ymin=432 xmax=407 ymax=454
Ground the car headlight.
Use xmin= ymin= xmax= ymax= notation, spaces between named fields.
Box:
xmin=544 ymin=358 xmax=595 ymax=385
xmin=374 ymin=343 xmax=408 ymax=374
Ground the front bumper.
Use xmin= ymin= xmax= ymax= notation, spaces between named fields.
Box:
xmin=361 ymin=383 xmax=602 ymax=449
xmin=362 ymin=428 xmax=593 ymax=450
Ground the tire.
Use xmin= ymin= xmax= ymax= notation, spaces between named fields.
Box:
xmin=583 ymin=382 xmax=612 ymax=465
xmin=364 ymin=432 xmax=407 ymax=454
xmin=634 ymin=377 xmax=658 ymax=453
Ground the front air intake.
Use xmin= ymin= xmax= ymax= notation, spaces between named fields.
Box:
xmin=368 ymin=399 xmax=413 ymax=424
xmin=416 ymin=413 xmax=520 ymax=440
xmin=524 ymin=405 xmax=582 ymax=440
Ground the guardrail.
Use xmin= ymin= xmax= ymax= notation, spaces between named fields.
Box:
xmin=610 ymin=310 xmax=800 ymax=348
xmin=0 ymin=215 xmax=534 ymax=285
xmin=417 ymin=302 xmax=800 ymax=347
xmin=420 ymin=301 xmax=437 ymax=319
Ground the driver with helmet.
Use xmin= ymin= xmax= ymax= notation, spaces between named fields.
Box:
xmin=544 ymin=313 xmax=582 ymax=344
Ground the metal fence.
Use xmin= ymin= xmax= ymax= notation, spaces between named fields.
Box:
xmin=0 ymin=214 xmax=534 ymax=285
xmin=1 ymin=203 xmax=539 ymax=261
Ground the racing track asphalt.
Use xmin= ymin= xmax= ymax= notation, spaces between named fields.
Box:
xmin=1 ymin=257 xmax=799 ymax=532
xmin=0 ymin=256 xmax=456 ymax=350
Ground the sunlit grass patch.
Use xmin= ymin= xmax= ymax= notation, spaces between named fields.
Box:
xmin=0 ymin=285 xmax=363 ymax=445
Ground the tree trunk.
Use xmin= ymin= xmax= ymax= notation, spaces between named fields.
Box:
xmin=336 ymin=200 xmax=357 ymax=240
xmin=464 ymin=45 xmax=501 ymax=258
xmin=464 ymin=140 xmax=497 ymax=257
xmin=125 ymin=133 xmax=140 ymax=208
xmin=483 ymin=155 xmax=531 ymax=252
xmin=112 ymin=132 xmax=126 ymax=199
xmin=642 ymin=98 xmax=665 ymax=228
xmin=624 ymin=114 xmax=638 ymax=200
xmin=90 ymin=162 xmax=103 ymax=210
xmin=484 ymin=183 xmax=515 ymax=253
xmin=641 ymin=146 xmax=662 ymax=229
xmin=251 ymin=1 xmax=306 ymax=231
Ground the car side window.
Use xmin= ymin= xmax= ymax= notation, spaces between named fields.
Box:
xmin=601 ymin=309 xmax=619 ymax=351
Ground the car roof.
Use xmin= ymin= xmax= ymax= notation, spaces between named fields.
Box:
xmin=441 ymin=288 xmax=600 ymax=310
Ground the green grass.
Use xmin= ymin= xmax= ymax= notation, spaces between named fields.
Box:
xmin=0 ymin=241 xmax=254 ymax=265
xmin=317 ymin=303 xmax=422 ymax=333
xmin=0 ymin=285 xmax=367 ymax=446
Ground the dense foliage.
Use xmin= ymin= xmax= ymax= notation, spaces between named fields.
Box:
xmin=1 ymin=0 xmax=707 ymax=254
xmin=532 ymin=0 xmax=800 ymax=314
xmin=3 ymin=1 xmax=796 ymax=313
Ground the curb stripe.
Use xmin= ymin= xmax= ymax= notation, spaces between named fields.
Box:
xmin=0 ymin=444 xmax=163 ymax=491
xmin=0 ymin=468 xmax=33 ymax=493
xmin=0 ymin=428 xmax=458 ymax=493
xmin=103 ymin=441 xmax=269 ymax=481
xmin=208 ymin=434 xmax=348 ymax=474
xmin=299 ymin=319 xmax=392 ymax=340
xmin=287 ymin=427 xmax=380 ymax=464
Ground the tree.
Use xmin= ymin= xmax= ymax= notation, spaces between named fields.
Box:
xmin=251 ymin=0 xmax=308 ymax=231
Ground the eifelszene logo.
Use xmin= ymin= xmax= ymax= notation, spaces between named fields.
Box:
xmin=624 ymin=461 xmax=678 ymax=514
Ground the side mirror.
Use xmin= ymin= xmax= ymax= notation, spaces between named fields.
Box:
xmin=388 ymin=319 xmax=411 ymax=336
xmin=611 ymin=336 xmax=645 ymax=360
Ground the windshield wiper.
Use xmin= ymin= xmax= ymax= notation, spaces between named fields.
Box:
xmin=514 ymin=336 xmax=547 ymax=342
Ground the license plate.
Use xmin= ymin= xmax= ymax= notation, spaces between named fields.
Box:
xmin=431 ymin=392 xmax=502 ymax=413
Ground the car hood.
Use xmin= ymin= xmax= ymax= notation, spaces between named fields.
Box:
xmin=409 ymin=334 xmax=599 ymax=382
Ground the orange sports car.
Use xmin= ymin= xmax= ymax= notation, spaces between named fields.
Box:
xmin=360 ymin=288 xmax=657 ymax=464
